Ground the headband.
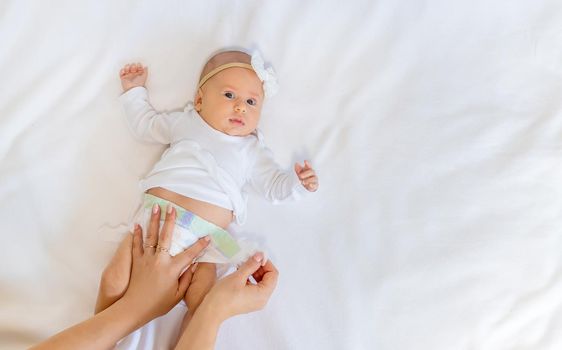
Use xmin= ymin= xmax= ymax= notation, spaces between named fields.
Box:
xmin=197 ymin=51 xmax=279 ymax=98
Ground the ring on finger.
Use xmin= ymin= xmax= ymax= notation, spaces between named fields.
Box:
xmin=156 ymin=245 xmax=170 ymax=254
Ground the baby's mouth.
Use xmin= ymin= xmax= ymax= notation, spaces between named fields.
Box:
xmin=228 ymin=117 xmax=245 ymax=126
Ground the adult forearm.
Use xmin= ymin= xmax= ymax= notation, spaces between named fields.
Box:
xmin=30 ymin=298 xmax=146 ymax=350
xmin=175 ymin=301 xmax=223 ymax=350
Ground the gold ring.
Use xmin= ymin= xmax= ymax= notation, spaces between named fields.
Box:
xmin=156 ymin=245 xmax=170 ymax=253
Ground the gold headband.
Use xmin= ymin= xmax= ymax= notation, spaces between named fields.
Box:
xmin=197 ymin=63 xmax=254 ymax=89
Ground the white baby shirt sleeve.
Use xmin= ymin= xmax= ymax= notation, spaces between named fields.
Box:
xmin=119 ymin=86 xmax=182 ymax=144
xmin=248 ymin=142 xmax=308 ymax=203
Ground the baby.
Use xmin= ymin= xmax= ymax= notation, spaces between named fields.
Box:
xmin=102 ymin=49 xmax=318 ymax=346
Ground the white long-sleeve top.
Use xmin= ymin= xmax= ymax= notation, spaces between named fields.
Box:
xmin=119 ymin=87 xmax=306 ymax=225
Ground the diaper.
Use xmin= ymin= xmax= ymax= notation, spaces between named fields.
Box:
xmin=131 ymin=193 xmax=258 ymax=266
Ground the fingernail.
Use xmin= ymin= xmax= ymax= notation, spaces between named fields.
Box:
xmin=253 ymin=253 xmax=263 ymax=263
xmin=152 ymin=203 xmax=159 ymax=214
xmin=167 ymin=204 xmax=173 ymax=214
xmin=203 ymin=235 xmax=211 ymax=242
xmin=134 ymin=223 xmax=140 ymax=231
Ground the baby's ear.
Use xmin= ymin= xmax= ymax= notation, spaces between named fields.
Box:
xmin=194 ymin=88 xmax=203 ymax=111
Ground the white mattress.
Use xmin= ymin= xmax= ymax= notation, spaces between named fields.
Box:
xmin=1 ymin=1 xmax=562 ymax=349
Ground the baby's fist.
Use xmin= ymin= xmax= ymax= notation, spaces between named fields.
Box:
xmin=294 ymin=160 xmax=319 ymax=192
xmin=119 ymin=63 xmax=148 ymax=92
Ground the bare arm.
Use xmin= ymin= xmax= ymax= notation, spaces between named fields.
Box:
xmin=31 ymin=208 xmax=210 ymax=350
xmin=175 ymin=301 xmax=223 ymax=350
xmin=30 ymin=298 xmax=148 ymax=350
xmin=175 ymin=254 xmax=279 ymax=350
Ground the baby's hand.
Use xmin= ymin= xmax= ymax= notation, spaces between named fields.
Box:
xmin=119 ymin=63 xmax=148 ymax=92
xmin=294 ymin=160 xmax=319 ymax=192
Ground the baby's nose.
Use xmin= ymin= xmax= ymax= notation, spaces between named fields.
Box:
xmin=234 ymin=102 xmax=246 ymax=113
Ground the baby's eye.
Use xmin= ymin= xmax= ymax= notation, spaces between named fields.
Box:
xmin=224 ymin=92 xmax=235 ymax=99
xmin=246 ymin=98 xmax=257 ymax=106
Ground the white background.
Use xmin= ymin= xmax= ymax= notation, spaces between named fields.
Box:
xmin=1 ymin=1 xmax=562 ymax=349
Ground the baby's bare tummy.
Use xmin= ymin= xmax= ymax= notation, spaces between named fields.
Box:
xmin=146 ymin=187 xmax=233 ymax=229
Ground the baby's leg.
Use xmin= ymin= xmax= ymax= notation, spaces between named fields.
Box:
xmin=94 ymin=233 xmax=133 ymax=314
xmin=178 ymin=263 xmax=217 ymax=334
xmin=185 ymin=262 xmax=216 ymax=311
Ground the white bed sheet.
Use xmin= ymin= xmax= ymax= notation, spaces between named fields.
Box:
xmin=1 ymin=0 xmax=562 ymax=349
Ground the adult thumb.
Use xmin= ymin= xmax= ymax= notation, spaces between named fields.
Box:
xmin=237 ymin=253 xmax=264 ymax=280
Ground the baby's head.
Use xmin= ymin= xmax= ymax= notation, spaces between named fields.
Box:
xmin=194 ymin=50 xmax=265 ymax=137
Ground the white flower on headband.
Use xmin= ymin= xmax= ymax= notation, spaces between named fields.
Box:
xmin=251 ymin=51 xmax=279 ymax=98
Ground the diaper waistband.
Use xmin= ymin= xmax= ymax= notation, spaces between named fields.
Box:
xmin=142 ymin=193 xmax=241 ymax=259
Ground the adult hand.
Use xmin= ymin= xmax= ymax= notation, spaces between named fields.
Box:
xmin=174 ymin=253 xmax=279 ymax=350
xmin=122 ymin=205 xmax=210 ymax=324
xmin=30 ymin=205 xmax=210 ymax=350
xmin=203 ymin=252 xmax=279 ymax=322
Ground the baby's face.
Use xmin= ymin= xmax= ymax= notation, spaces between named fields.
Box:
xmin=195 ymin=67 xmax=264 ymax=137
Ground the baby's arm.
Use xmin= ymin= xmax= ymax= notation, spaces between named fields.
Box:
xmin=249 ymin=145 xmax=318 ymax=203
xmin=119 ymin=63 xmax=181 ymax=144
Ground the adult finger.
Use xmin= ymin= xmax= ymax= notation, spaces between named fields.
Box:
xmin=254 ymin=260 xmax=279 ymax=292
xmin=177 ymin=263 xmax=197 ymax=295
xmin=251 ymin=265 xmax=266 ymax=283
xmin=172 ymin=236 xmax=211 ymax=272
xmin=236 ymin=253 xmax=265 ymax=281
xmin=132 ymin=224 xmax=144 ymax=257
xmin=157 ymin=205 xmax=176 ymax=254
xmin=146 ymin=203 xmax=161 ymax=250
